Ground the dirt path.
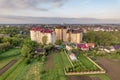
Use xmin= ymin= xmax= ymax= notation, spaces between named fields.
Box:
xmin=67 ymin=75 xmax=94 ymax=80
xmin=34 ymin=63 xmax=40 ymax=80
xmin=45 ymin=54 xmax=54 ymax=70
xmin=0 ymin=59 xmax=17 ymax=76
xmin=97 ymin=57 xmax=120 ymax=80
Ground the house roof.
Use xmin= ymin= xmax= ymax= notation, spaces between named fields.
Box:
xmin=113 ymin=45 xmax=120 ymax=50
xmin=77 ymin=43 xmax=88 ymax=49
xmin=35 ymin=48 xmax=44 ymax=53
xmin=87 ymin=43 xmax=95 ymax=47
xmin=69 ymin=53 xmax=77 ymax=61
xmin=67 ymin=29 xmax=82 ymax=33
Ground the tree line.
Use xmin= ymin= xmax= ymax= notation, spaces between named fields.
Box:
xmin=83 ymin=31 xmax=120 ymax=46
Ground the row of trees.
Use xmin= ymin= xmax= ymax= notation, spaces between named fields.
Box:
xmin=1 ymin=37 xmax=22 ymax=47
xmin=0 ymin=26 xmax=29 ymax=37
xmin=0 ymin=36 xmax=23 ymax=54
xmin=83 ymin=31 xmax=120 ymax=46
xmin=0 ymin=26 xmax=30 ymax=54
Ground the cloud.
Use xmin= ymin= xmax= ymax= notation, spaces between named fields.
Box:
xmin=0 ymin=0 xmax=67 ymax=11
xmin=0 ymin=15 xmax=120 ymax=24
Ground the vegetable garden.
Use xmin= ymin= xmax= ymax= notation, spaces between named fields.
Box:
xmin=64 ymin=51 xmax=104 ymax=74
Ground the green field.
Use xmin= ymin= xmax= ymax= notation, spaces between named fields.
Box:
xmin=0 ymin=49 xmax=111 ymax=80
xmin=40 ymin=51 xmax=67 ymax=80
xmin=0 ymin=48 xmax=20 ymax=69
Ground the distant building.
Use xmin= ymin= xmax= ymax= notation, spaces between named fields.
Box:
xmin=66 ymin=29 xmax=83 ymax=43
xmin=87 ymin=43 xmax=95 ymax=48
xmin=55 ymin=27 xmax=83 ymax=43
xmin=77 ymin=43 xmax=89 ymax=51
xmin=30 ymin=27 xmax=56 ymax=44
xmin=0 ymin=34 xmax=9 ymax=37
xmin=55 ymin=26 xmax=67 ymax=42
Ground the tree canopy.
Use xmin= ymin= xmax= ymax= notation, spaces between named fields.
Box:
xmin=83 ymin=31 xmax=120 ymax=46
xmin=42 ymin=36 xmax=48 ymax=45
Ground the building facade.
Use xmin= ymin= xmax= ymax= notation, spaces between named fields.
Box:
xmin=30 ymin=27 xmax=56 ymax=44
xmin=55 ymin=27 xmax=83 ymax=43
xmin=55 ymin=27 xmax=67 ymax=42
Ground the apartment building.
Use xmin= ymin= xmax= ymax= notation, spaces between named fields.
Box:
xmin=55 ymin=27 xmax=83 ymax=43
xmin=30 ymin=27 xmax=56 ymax=44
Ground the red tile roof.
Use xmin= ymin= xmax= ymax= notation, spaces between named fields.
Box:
xmin=31 ymin=27 xmax=42 ymax=31
xmin=87 ymin=43 xmax=95 ymax=47
xmin=31 ymin=27 xmax=53 ymax=33
xmin=77 ymin=44 xmax=88 ymax=49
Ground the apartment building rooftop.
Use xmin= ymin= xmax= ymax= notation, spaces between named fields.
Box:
xmin=66 ymin=29 xmax=83 ymax=33
xmin=31 ymin=27 xmax=53 ymax=33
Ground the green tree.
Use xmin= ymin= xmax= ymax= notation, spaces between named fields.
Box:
xmin=55 ymin=39 xmax=62 ymax=45
xmin=42 ymin=36 xmax=48 ymax=45
xmin=83 ymin=31 xmax=118 ymax=46
xmin=21 ymin=45 xmax=31 ymax=57
xmin=21 ymin=38 xmax=39 ymax=57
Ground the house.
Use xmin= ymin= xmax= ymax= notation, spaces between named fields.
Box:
xmin=104 ymin=48 xmax=110 ymax=53
xmin=35 ymin=48 xmax=44 ymax=55
xmin=113 ymin=45 xmax=120 ymax=51
xmin=66 ymin=45 xmax=73 ymax=51
xmin=103 ymin=46 xmax=116 ymax=53
xmin=87 ymin=43 xmax=95 ymax=48
xmin=77 ymin=43 xmax=89 ymax=51
xmin=0 ymin=34 xmax=9 ymax=37
xmin=66 ymin=43 xmax=77 ymax=51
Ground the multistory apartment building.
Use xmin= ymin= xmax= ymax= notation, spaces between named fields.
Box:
xmin=55 ymin=27 xmax=83 ymax=43
xmin=30 ymin=27 xmax=56 ymax=44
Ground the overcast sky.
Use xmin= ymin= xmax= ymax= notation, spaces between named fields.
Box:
xmin=0 ymin=0 xmax=120 ymax=24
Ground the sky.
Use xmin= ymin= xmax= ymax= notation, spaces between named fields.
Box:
xmin=0 ymin=0 xmax=120 ymax=24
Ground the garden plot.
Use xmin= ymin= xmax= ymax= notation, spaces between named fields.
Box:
xmin=64 ymin=51 xmax=105 ymax=75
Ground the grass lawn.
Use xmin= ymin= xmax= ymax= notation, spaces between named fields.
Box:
xmin=0 ymin=48 xmax=21 ymax=69
xmin=40 ymin=51 xmax=67 ymax=80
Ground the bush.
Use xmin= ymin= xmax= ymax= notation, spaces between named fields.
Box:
xmin=26 ymin=58 xmax=31 ymax=64
xmin=41 ymin=56 xmax=46 ymax=62
xmin=40 ymin=70 xmax=46 ymax=74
